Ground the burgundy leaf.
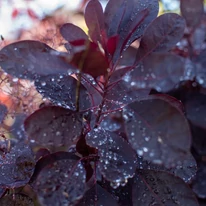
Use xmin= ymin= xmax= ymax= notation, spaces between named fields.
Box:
xmin=0 ymin=104 xmax=7 ymax=124
xmin=192 ymin=162 xmax=206 ymax=199
xmin=0 ymin=194 xmax=34 ymax=206
xmin=35 ymin=74 xmax=91 ymax=111
xmin=123 ymin=95 xmax=192 ymax=168
xmin=0 ymin=143 xmax=35 ymax=188
xmin=137 ymin=152 xmax=197 ymax=183
xmin=77 ymin=184 xmax=118 ymax=206
xmin=60 ymin=23 xmax=88 ymax=43
xmin=85 ymin=0 xmax=105 ymax=45
xmin=34 ymin=157 xmax=86 ymax=206
xmin=180 ymin=0 xmax=204 ymax=28
xmin=133 ymin=170 xmax=198 ymax=206
xmin=0 ymin=40 xmax=75 ymax=80
xmin=104 ymin=0 xmax=159 ymax=62
xmin=71 ymin=44 xmax=109 ymax=78
xmin=128 ymin=53 xmax=184 ymax=92
xmin=137 ymin=13 xmax=186 ymax=61
xmin=86 ymin=128 xmax=137 ymax=188
xmin=24 ymin=106 xmax=83 ymax=148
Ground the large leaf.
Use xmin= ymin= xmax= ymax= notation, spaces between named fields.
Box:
xmin=180 ymin=0 xmax=204 ymax=28
xmin=77 ymin=184 xmax=118 ymax=206
xmin=137 ymin=13 xmax=185 ymax=61
xmin=60 ymin=23 xmax=88 ymax=43
xmin=33 ymin=153 xmax=86 ymax=206
xmin=0 ymin=143 xmax=35 ymax=188
xmin=24 ymin=106 xmax=83 ymax=148
xmin=127 ymin=53 xmax=184 ymax=92
xmin=133 ymin=170 xmax=198 ymax=206
xmin=85 ymin=0 xmax=105 ymax=45
xmin=104 ymin=0 xmax=159 ymax=63
xmin=35 ymin=75 xmax=91 ymax=111
xmin=0 ymin=40 xmax=74 ymax=80
xmin=86 ymin=128 xmax=136 ymax=188
xmin=123 ymin=95 xmax=192 ymax=168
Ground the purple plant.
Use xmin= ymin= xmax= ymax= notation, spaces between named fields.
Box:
xmin=0 ymin=0 xmax=205 ymax=205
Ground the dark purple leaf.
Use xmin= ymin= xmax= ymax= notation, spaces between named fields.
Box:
xmin=35 ymin=75 xmax=91 ymax=111
xmin=35 ymin=148 xmax=50 ymax=161
xmin=104 ymin=0 xmax=159 ymax=62
xmin=34 ymin=157 xmax=86 ymax=206
xmin=123 ymin=95 xmax=192 ymax=168
xmin=0 ymin=194 xmax=34 ymax=206
xmin=86 ymin=128 xmax=136 ymax=188
xmin=133 ymin=170 xmax=198 ymax=206
xmin=180 ymin=0 xmax=204 ymax=28
xmin=71 ymin=43 xmax=109 ymax=78
xmin=137 ymin=152 xmax=197 ymax=183
xmin=0 ymin=104 xmax=7 ymax=124
xmin=24 ymin=106 xmax=83 ymax=148
xmin=192 ymin=162 xmax=206 ymax=198
xmin=129 ymin=53 xmax=184 ymax=92
xmin=85 ymin=0 xmax=105 ymax=45
xmin=0 ymin=143 xmax=35 ymax=188
xmin=77 ymin=184 xmax=118 ymax=206
xmin=137 ymin=13 xmax=185 ymax=61
xmin=60 ymin=23 xmax=88 ymax=43
xmin=0 ymin=188 xmax=6 ymax=198
xmin=0 ymin=40 xmax=75 ymax=80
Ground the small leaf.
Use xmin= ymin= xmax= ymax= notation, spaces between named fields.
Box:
xmin=77 ymin=184 xmax=118 ymax=206
xmin=129 ymin=53 xmax=184 ymax=92
xmin=123 ymin=95 xmax=192 ymax=167
xmin=0 ymin=143 xmax=35 ymax=188
xmin=86 ymin=128 xmax=137 ymax=188
xmin=85 ymin=0 xmax=105 ymax=45
xmin=133 ymin=170 xmax=198 ymax=206
xmin=60 ymin=23 xmax=88 ymax=43
xmin=180 ymin=0 xmax=204 ymax=28
xmin=24 ymin=106 xmax=83 ymax=148
xmin=35 ymin=74 xmax=91 ymax=111
xmin=192 ymin=162 xmax=206 ymax=199
xmin=34 ymin=155 xmax=86 ymax=206
xmin=137 ymin=13 xmax=186 ymax=60
xmin=0 ymin=40 xmax=74 ymax=79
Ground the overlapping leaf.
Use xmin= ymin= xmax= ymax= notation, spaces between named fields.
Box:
xmin=24 ymin=106 xmax=83 ymax=148
xmin=0 ymin=40 xmax=75 ymax=79
xmin=133 ymin=170 xmax=198 ymax=206
xmin=86 ymin=128 xmax=137 ymax=188
xmin=123 ymin=95 xmax=191 ymax=168
xmin=0 ymin=143 xmax=35 ymax=188
xmin=35 ymin=75 xmax=91 ymax=111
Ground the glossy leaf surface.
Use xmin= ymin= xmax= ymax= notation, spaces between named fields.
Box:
xmin=86 ymin=128 xmax=136 ymax=188
xmin=133 ymin=170 xmax=198 ymax=206
xmin=123 ymin=96 xmax=191 ymax=167
xmin=24 ymin=106 xmax=83 ymax=147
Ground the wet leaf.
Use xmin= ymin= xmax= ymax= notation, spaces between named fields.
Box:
xmin=123 ymin=95 xmax=192 ymax=168
xmin=137 ymin=152 xmax=197 ymax=183
xmin=85 ymin=0 xmax=105 ymax=45
xmin=137 ymin=13 xmax=185 ymax=60
xmin=192 ymin=162 xmax=206 ymax=199
xmin=104 ymin=0 xmax=159 ymax=62
xmin=180 ymin=0 xmax=204 ymax=28
xmin=0 ymin=40 xmax=75 ymax=79
xmin=34 ymin=156 xmax=86 ymax=206
xmin=35 ymin=74 xmax=91 ymax=111
xmin=0 ymin=194 xmax=34 ymax=206
xmin=77 ymin=184 xmax=118 ymax=206
xmin=0 ymin=143 xmax=35 ymax=188
xmin=133 ymin=170 xmax=198 ymax=206
xmin=86 ymin=128 xmax=136 ymax=188
xmin=0 ymin=104 xmax=7 ymax=124
xmin=60 ymin=23 xmax=88 ymax=43
xmin=129 ymin=53 xmax=184 ymax=92
xmin=24 ymin=106 xmax=83 ymax=148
